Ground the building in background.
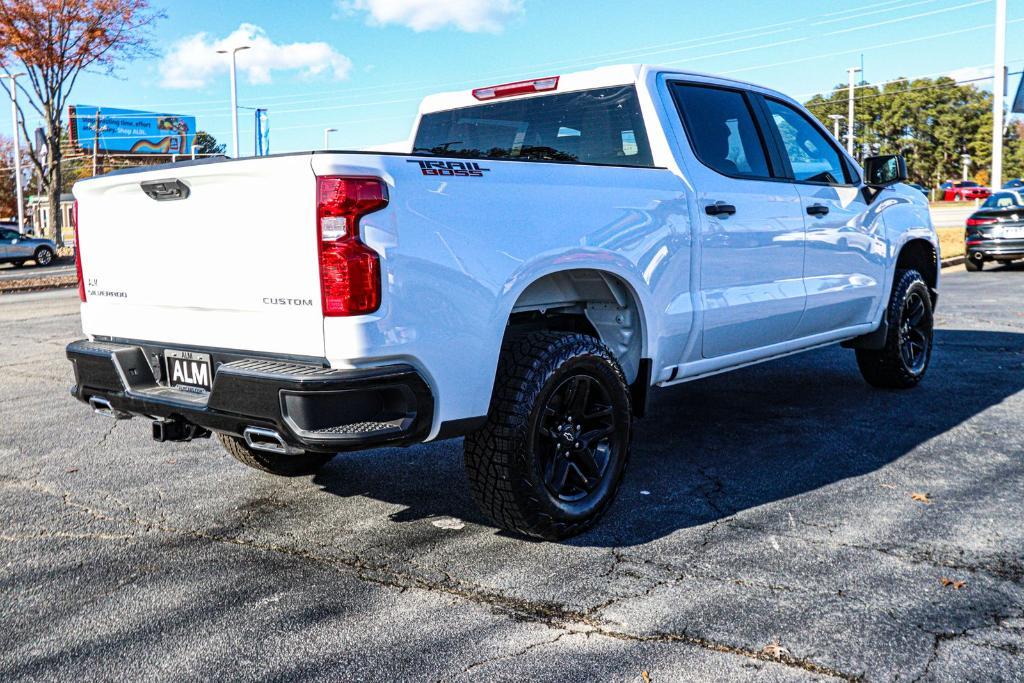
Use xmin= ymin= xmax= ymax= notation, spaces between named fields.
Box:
xmin=27 ymin=193 xmax=75 ymax=244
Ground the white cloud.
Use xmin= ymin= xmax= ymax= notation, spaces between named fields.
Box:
xmin=339 ymin=0 xmax=523 ymax=33
xmin=160 ymin=23 xmax=353 ymax=89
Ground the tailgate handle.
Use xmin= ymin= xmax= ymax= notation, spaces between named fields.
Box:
xmin=140 ymin=179 xmax=190 ymax=201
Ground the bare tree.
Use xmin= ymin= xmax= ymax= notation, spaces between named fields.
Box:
xmin=0 ymin=0 xmax=162 ymax=244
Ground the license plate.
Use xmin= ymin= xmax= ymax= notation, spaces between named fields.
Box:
xmin=165 ymin=350 xmax=213 ymax=394
xmin=1002 ymin=226 xmax=1024 ymax=238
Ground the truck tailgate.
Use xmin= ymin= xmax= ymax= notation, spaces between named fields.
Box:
xmin=74 ymin=155 xmax=324 ymax=358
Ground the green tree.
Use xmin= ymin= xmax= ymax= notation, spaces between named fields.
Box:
xmin=804 ymin=77 xmax=1002 ymax=188
xmin=193 ymin=131 xmax=226 ymax=157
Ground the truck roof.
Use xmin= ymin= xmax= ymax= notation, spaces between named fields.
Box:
xmin=417 ymin=64 xmax=793 ymax=115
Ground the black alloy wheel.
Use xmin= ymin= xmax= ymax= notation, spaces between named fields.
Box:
xmin=535 ymin=374 xmax=617 ymax=503
xmin=898 ymin=290 xmax=930 ymax=374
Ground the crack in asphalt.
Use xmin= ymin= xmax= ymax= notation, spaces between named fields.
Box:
xmin=1 ymin=474 xmax=862 ymax=681
xmin=456 ymin=630 xmax=577 ymax=678
xmin=910 ymin=610 xmax=1024 ymax=682
xmin=726 ymin=520 xmax=1024 ymax=584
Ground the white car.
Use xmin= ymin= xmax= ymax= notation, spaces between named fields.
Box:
xmin=67 ymin=64 xmax=939 ymax=539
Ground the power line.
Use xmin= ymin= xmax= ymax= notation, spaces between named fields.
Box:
xmin=113 ymin=0 xmax=953 ymax=115
xmin=805 ymin=68 xmax=1024 ymax=109
xmin=723 ymin=17 xmax=1024 ymax=76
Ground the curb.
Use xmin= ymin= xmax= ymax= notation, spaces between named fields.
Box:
xmin=941 ymin=256 xmax=965 ymax=269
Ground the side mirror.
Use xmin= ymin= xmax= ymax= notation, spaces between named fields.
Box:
xmin=863 ymin=154 xmax=907 ymax=187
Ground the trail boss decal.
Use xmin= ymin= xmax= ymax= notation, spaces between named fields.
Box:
xmin=407 ymin=159 xmax=490 ymax=177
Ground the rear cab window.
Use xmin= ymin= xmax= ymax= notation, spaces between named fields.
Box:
xmin=669 ymin=83 xmax=772 ymax=180
xmin=413 ymin=86 xmax=655 ymax=168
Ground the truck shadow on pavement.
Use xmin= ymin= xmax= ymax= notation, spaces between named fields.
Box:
xmin=312 ymin=327 xmax=1024 ymax=546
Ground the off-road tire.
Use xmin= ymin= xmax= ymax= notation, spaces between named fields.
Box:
xmin=464 ymin=331 xmax=632 ymax=541
xmin=218 ymin=433 xmax=333 ymax=476
xmin=855 ymin=269 xmax=934 ymax=389
xmin=33 ymin=246 xmax=54 ymax=266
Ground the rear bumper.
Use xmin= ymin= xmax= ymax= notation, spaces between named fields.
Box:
xmin=967 ymin=239 xmax=1024 ymax=260
xmin=66 ymin=339 xmax=434 ymax=453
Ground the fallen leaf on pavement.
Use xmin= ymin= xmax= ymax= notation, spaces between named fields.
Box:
xmin=641 ymin=672 xmax=651 ymax=683
xmin=940 ymin=577 xmax=967 ymax=590
xmin=431 ymin=517 xmax=465 ymax=530
xmin=65 ymin=468 xmax=78 ymax=474
xmin=911 ymin=492 xmax=932 ymax=504
xmin=761 ymin=639 xmax=790 ymax=660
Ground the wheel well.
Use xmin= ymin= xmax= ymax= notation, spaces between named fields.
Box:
xmin=895 ymin=239 xmax=938 ymax=301
xmin=505 ymin=269 xmax=644 ymax=385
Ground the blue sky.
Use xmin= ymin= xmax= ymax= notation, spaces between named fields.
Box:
xmin=6 ymin=0 xmax=1024 ymax=154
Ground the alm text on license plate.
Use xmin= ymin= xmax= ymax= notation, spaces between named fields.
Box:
xmin=165 ymin=349 xmax=213 ymax=394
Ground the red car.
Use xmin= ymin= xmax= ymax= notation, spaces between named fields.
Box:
xmin=940 ymin=181 xmax=991 ymax=201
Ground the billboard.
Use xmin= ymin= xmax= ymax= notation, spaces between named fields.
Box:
xmin=69 ymin=105 xmax=196 ymax=155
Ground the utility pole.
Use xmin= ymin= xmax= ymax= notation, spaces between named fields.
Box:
xmin=324 ymin=128 xmax=338 ymax=150
xmin=0 ymin=72 xmax=26 ymax=234
xmin=961 ymin=154 xmax=972 ymax=181
xmin=217 ymin=45 xmax=250 ymax=158
xmin=846 ymin=66 xmax=862 ymax=156
xmin=991 ymin=0 xmax=1007 ymax=190
xmin=92 ymin=108 xmax=102 ymax=176
xmin=828 ymin=114 xmax=844 ymax=142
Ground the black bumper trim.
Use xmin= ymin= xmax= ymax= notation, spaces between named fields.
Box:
xmin=67 ymin=339 xmax=434 ymax=453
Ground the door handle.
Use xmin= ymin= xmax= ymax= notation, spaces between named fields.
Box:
xmin=705 ymin=202 xmax=737 ymax=217
xmin=806 ymin=203 xmax=830 ymax=216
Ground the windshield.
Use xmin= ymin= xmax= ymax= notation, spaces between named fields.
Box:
xmin=413 ymin=86 xmax=654 ymax=167
xmin=982 ymin=192 xmax=1024 ymax=209
xmin=957 ymin=181 xmax=980 ymax=187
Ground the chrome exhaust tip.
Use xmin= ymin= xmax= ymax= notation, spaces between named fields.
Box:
xmin=243 ymin=427 xmax=303 ymax=455
xmin=88 ymin=396 xmax=131 ymax=420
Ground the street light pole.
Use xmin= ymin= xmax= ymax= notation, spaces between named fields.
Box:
xmin=217 ymin=45 xmax=250 ymax=158
xmin=1 ymin=73 xmax=26 ymax=234
xmin=991 ymin=0 xmax=1007 ymax=190
xmin=324 ymin=128 xmax=338 ymax=150
xmin=846 ymin=66 xmax=862 ymax=156
xmin=828 ymin=114 xmax=844 ymax=142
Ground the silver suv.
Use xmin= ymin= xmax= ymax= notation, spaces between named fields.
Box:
xmin=0 ymin=225 xmax=57 ymax=267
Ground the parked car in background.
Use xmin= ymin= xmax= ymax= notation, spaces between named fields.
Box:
xmin=0 ymin=226 xmax=57 ymax=267
xmin=907 ymin=182 xmax=929 ymax=196
xmin=940 ymin=181 xmax=991 ymax=201
xmin=1003 ymin=178 xmax=1024 ymax=189
xmin=964 ymin=190 xmax=1024 ymax=272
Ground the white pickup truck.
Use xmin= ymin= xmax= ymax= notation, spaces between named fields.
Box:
xmin=68 ymin=64 xmax=938 ymax=539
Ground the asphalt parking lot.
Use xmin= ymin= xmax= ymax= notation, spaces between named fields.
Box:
xmin=1 ymin=266 xmax=1022 ymax=682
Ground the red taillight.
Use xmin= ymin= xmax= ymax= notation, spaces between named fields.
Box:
xmin=966 ymin=217 xmax=997 ymax=227
xmin=472 ymin=76 xmax=559 ymax=100
xmin=316 ymin=177 xmax=388 ymax=316
xmin=73 ymin=200 xmax=86 ymax=302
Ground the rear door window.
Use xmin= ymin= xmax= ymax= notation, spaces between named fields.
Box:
xmin=413 ymin=86 xmax=654 ymax=167
xmin=670 ymin=83 xmax=772 ymax=179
